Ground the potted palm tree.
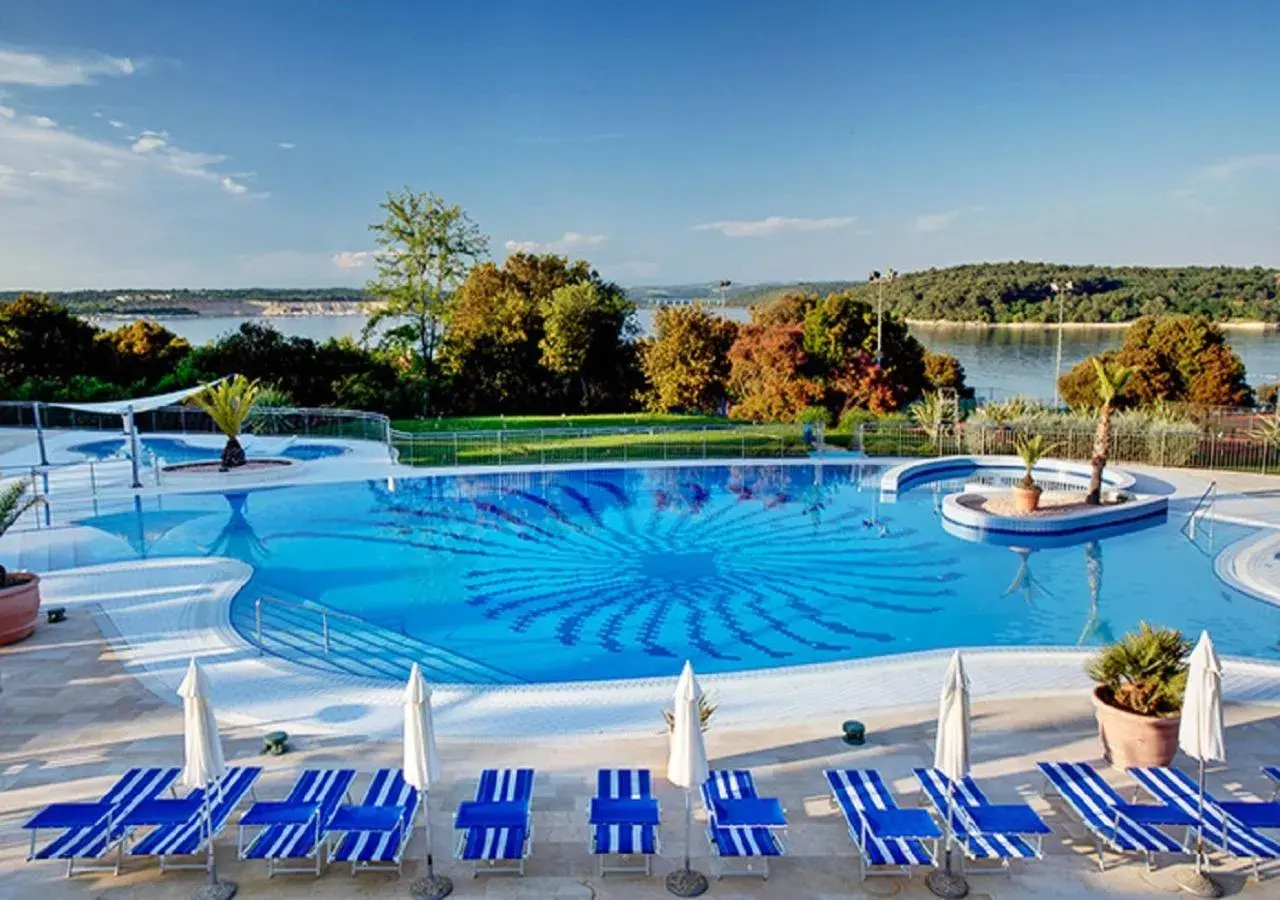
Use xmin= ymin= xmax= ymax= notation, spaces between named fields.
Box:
xmin=1012 ymin=432 xmax=1058 ymax=514
xmin=1086 ymin=358 xmax=1131 ymax=505
xmin=187 ymin=375 xmax=262 ymax=470
xmin=0 ymin=481 xmax=44 ymax=646
xmin=1086 ymin=623 xmax=1190 ymax=768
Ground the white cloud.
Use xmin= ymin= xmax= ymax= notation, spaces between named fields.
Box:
xmin=0 ymin=48 xmax=136 ymax=87
xmin=691 ymin=215 xmax=856 ymax=237
xmin=27 ymin=114 xmax=56 ymax=128
xmin=219 ymin=176 xmax=248 ymax=196
xmin=504 ymin=231 xmax=608 ymax=254
xmin=912 ymin=210 xmax=961 ymax=233
xmin=130 ymin=129 xmax=169 ymax=153
xmin=108 ymin=118 xmax=125 ymax=129
xmin=276 ymin=141 xmax=295 ymax=150
xmin=332 ymin=250 xmax=377 ymax=269
xmin=91 ymin=110 xmax=102 ymax=118
xmin=1202 ymin=154 xmax=1280 ymax=180
xmin=0 ymin=105 xmax=15 ymax=119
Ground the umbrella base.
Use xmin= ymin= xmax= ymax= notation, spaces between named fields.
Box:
xmin=190 ymin=882 xmax=237 ymax=900
xmin=410 ymin=874 xmax=454 ymax=900
xmin=666 ymin=867 xmax=709 ymax=897
xmin=1176 ymin=869 xmax=1224 ymax=898
xmin=926 ymin=868 xmax=970 ymax=899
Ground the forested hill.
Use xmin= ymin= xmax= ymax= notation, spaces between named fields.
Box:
xmin=844 ymin=263 xmax=1280 ymax=324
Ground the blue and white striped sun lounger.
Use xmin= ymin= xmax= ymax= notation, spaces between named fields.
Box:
xmin=455 ymin=768 xmax=534 ymax=877
xmin=1129 ymin=766 xmax=1280 ymax=880
xmin=591 ymin=769 xmax=659 ymax=876
xmin=825 ymin=769 xmax=936 ymax=880
xmin=127 ymin=766 xmax=261 ymax=872
xmin=701 ymin=770 xmax=785 ymax=880
xmin=239 ymin=769 xmax=356 ymax=877
xmin=1037 ymin=761 xmax=1184 ymax=871
xmin=1264 ymin=767 xmax=1280 ymax=802
xmin=24 ymin=766 xmax=180 ymax=877
xmin=914 ymin=768 xmax=1048 ymax=874
xmin=325 ymin=768 xmax=419 ymax=875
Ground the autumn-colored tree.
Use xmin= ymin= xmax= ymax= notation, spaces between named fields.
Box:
xmin=640 ymin=304 xmax=738 ymax=413
xmin=923 ymin=351 xmax=972 ymax=398
xmin=726 ymin=323 xmax=823 ymax=422
xmin=95 ymin=320 xmax=190 ymax=389
xmin=1059 ymin=314 xmax=1252 ymax=409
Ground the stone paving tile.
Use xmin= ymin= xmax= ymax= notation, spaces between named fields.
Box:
xmin=5 ymin=592 xmax=1280 ymax=897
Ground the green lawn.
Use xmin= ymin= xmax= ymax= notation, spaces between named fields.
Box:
xmin=390 ymin=412 xmax=728 ymax=433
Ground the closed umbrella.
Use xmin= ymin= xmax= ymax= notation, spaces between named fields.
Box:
xmin=405 ymin=663 xmax=451 ymax=900
xmin=665 ymin=661 xmax=709 ymax=897
xmin=927 ymin=651 xmax=971 ymax=899
xmin=1176 ymin=631 xmax=1226 ymax=898
xmin=178 ymin=657 xmax=234 ymax=900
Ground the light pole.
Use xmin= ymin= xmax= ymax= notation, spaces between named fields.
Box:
xmin=714 ymin=279 xmax=732 ymax=307
xmin=1050 ymin=280 xmax=1074 ymax=408
xmin=868 ymin=269 xmax=897 ymax=365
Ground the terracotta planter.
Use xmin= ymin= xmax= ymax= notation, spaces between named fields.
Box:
xmin=0 ymin=573 xmax=40 ymax=646
xmin=1011 ymin=484 xmax=1041 ymax=514
xmin=1090 ymin=686 xmax=1180 ymax=769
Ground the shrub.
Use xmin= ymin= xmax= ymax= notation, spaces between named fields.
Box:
xmin=1086 ymin=622 xmax=1191 ymax=717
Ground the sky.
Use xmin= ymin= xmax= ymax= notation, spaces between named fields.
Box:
xmin=2 ymin=0 xmax=1279 ymax=290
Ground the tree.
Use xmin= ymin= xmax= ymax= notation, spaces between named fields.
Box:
xmin=95 ymin=320 xmax=190 ymax=390
xmin=187 ymin=375 xmax=262 ymax=468
xmin=726 ymin=323 xmax=823 ymax=421
xmin=0 ymin=293 xmax=99 ymax=385
xmin=1087 ymin=357 xmax=1132 ymax=505
xmin=362 ymin=188 xmax=489 ymax=414
xmin=1059 ymin=315 xmax=1251 ymax=409
xmin=923 ymin=351 xmax=972 ymax=398
xmin=541 ymin=280 xmax=637 ymax=410
xmin=640 ymin=304 xmax=738 ymax=413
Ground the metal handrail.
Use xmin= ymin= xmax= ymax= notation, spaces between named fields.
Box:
xmin=253 ymin=595 xmax=369 ymax=655
xmin=1182 ymin=480 xmax=1217 ymax=542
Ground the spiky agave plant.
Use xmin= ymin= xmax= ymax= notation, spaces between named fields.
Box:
xmin=909 ymin=391 xmax=952 ymax=452
xmin=1087 ymin=357 xmax=1132 ymax=505
xmin=1085 ymin=622 xmax=1190 ymax=716
xmin=187 ymin=375 xmax=262 ymax=469
xmin=0 ymin=480 xmax=42 ymax=585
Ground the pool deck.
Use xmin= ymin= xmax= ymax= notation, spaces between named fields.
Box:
xmin=4 ymin=609 xmax=1280 ymax=899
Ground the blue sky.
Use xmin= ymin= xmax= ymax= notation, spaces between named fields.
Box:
xmin=2 ymin=0 xmax=1278 ymax=289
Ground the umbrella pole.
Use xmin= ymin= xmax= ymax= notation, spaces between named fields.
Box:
xmin=1175 ymin=759 xmax=1222 ymax=898
xmin=191 ymin=785 xmax=236 ymax=900
xmin=927 ymin=781 xmax=969 ymax=898
xmin=665 ymin=788 xmax=707 ymax=897
xmin=411 ymin=792 xmax=452 ymax=900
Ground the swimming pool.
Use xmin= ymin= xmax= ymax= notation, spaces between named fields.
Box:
xmin=69 ymin=436 xmax=347 ymax=464
xmin=59 ymin=463 xmax=1280 ymax=685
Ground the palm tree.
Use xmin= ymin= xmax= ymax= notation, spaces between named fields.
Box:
xmin=0 ymin=481 xmax=42 ymax=585
xmin=1013 ymin=432 xmax=1059 ymax=490
xmin=187 ymin=375 xmax=262 ymax=469
xmin=1078 ymin=541 xmax=1104 ymax=644
xmin=909 ymin=391 xmax=953 ymax=453
xmin=1086 ymin=358 xmax=1131 ymax=505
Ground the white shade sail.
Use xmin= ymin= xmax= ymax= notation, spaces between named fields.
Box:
xmin=403 ymin=662 xmax=441 ymax=792
xmin=44 ymin=378 xmax=225 ymax=416
xmin=177 ymin=657 xmax=226 ymax=790
xmin=666 ymin=660 xmax=709 ymax=791
xmin=934 ymin=651 xmax=971 ymax=782
xmin=1179 ymin=631 xmax=1226 ymax=764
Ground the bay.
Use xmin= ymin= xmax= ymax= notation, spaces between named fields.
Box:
xmin=105 ymin=310 xmax=1280 ymax=401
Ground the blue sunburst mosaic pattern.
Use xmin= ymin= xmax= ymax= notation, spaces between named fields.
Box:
xmin=54 ymin=463 xmax=1280 ymax=684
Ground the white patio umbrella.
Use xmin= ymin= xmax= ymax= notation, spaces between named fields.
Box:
xmin=1177 ymin=631 xmax=1226 ymax=898
xmin=404 ymin=663 xmax=452 ymax=900
xmin=177 ymin=657 xmax=234 ymax=900
xmin=927 ymin=651 xmax=971 ymax=899
xmin=665 ymin=661 xmax=709 ymax=897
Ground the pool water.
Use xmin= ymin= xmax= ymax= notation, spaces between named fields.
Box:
xmin=69 ymin=437 xmax=346 ymax=464
xmin=57 ymin=463 xmax=1280 ymax=684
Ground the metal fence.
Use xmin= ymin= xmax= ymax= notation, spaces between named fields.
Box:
xmin=390 ymin=423 xmax=817 ymax=468
xmin=856 ymin=422 xmax=1280 ymax=474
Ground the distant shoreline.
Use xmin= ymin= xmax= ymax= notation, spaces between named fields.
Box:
xmin=907 ymin=318 xmax=1280 ymax=332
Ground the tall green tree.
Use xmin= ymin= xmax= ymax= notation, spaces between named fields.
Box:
xmin=362 ymin=188 xmax=489 ymax=414
xmin=641 ymin=304 xmax=739 ymax=413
